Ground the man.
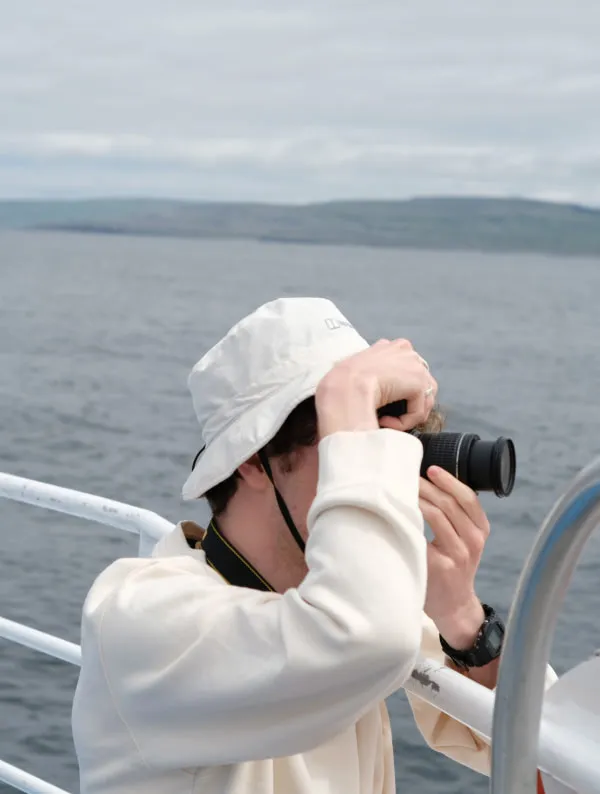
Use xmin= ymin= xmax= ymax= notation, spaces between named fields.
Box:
xmin=72 ymin=296 xmax=507 ymax=793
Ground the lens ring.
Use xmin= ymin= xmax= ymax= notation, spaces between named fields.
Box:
xmin=417 ymin=432 xmax=516 ymax=496
xmin=492 ymin=438 xmax=516 ymax=496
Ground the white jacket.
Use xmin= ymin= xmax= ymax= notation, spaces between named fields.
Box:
xmin=72 ymin=430 xmax=493 ymax=793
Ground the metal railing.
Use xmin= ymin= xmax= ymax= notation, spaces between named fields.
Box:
xmin=0 ymin=617 xmax=81 ymax=666
xmin=491 ymin=455 xmax=600 ymax=794
xmin=0 ymin=473 xmax=175 ymax=794
xmin=0 ymin=760 xmax=73 ymax=794
xmin=0 ymin=473 xmax=173 ymax=557
xmin=1 ymin=470 xmax=600 ymax=793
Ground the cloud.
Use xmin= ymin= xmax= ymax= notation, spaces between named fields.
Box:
xmin=2 ymin=0 xmax=600 ymax=202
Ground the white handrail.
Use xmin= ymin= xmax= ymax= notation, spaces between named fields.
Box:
xmin=0 ymin=760 xmax=70 ymax=794
xmin=0 ymin=617 xmax=81 ymax=666
xmin=0 ymin=471 xmax=176 ymax=793
xmin=0 ymin=472 xmax=174 ymax=556
xmin=1 ymin=470 xmax=600 ymax=794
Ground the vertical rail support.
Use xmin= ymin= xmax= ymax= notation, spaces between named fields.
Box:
xmin=490 ymin=457 xmax=600 ymax=794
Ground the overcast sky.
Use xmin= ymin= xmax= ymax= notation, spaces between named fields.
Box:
xmin=2 ymin=1 xmax=600 ymax=203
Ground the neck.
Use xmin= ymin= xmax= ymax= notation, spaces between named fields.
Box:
xmin=216 ymin=498 xmax=308 ymax=594
xmin=201 ymin=519 xmax=275 ymax=591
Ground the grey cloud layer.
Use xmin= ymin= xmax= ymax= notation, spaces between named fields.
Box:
xmin=2 ymin=1 xmax=600 ymax=201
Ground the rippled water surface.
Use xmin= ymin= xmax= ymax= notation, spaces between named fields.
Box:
xmin=1 ymin=231 xmax=600 ymax=793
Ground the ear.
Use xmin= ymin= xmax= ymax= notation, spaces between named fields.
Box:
xmin=237 ymin=454 xmax=270 ymax=492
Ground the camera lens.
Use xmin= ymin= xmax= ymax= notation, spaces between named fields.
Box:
xmin=376 ymin=401 xmax=517 ymax=496
xmin=416 ymin=432 xmax=516 ymax=496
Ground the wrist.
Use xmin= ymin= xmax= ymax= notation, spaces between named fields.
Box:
xmin=315 ymin=373 xmax=379 ymax=437
xmin=435 ymin=598 xmax=485 ymax=650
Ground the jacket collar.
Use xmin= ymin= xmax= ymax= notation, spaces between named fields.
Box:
xmin=151 ymin=521 xmax=206 ymax=560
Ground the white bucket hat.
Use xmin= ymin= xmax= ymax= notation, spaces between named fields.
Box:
xmin=182 ymin=297 xmax=369 ymax=500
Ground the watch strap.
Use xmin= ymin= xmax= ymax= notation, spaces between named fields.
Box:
xmin=439 ymin=603 xmax=505 ymax=669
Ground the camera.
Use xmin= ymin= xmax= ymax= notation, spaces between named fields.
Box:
xmin=377 ymin=400 xmax=516 ymax=497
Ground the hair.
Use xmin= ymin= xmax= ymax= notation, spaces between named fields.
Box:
xmin=204 ymin=398 xmax=446 ymax=517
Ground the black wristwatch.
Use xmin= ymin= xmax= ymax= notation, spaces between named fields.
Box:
xmin=439 ymin=603 xmax=505 ymax=669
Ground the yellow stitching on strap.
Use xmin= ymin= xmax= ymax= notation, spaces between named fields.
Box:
xmin=209 ymin=519 xmax=275 ymax=591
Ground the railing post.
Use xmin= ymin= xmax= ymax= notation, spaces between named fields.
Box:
xmin=490 ymin=457 xmax=600 ymax=793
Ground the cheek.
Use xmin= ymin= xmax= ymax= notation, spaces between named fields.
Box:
xmin=298 ymin=466 xmax=319 ymax=515
xmin=282 ymin=447 xmax=319 ymax=528
xmin=299 ymin=446 xmax=320 ymax=504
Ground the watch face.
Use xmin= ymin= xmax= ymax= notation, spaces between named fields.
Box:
xmin=485 ymin=623 xmax=504 ymax=655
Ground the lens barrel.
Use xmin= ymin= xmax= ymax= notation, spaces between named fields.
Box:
xmin=377 ymin=400 xmax=516 ymax=496
xmin=414 ymin=431 xmax=516 ymax=496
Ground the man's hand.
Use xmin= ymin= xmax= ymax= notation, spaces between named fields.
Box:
xmin=315 ymin=338 xmax=437 ymax=438
xmin=419 ymin=466 xmax=490 ymax=649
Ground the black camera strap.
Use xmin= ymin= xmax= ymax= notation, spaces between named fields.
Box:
xmin=190 ymin=447 xmax=306 ymax=555
xmin=257 ymin=449 xmax=306 ymax=553
xmin=188 ymin=446 xmax=305 ymax=590
xmin=187 ymin=518 xmax=275 ymax=592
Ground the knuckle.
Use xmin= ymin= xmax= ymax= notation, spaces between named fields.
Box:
xmin=436 ymin=556 xmax=454 ymax=574
xmin=464 ymin=490 xmax=479 ymax=509
xmin=429 ymin=505 xmax=444 ymax=523
xmin=454 ymin=545 xmax=470 ymax=565
xmin=368 ymin=339 xmax=388 ymax=351
xmin=415 ymin=407 xmax=429 ymax=425
xmin=470 ymin=532 xmax=486 ymax=554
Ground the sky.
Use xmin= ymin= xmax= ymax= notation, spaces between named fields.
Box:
xmin=2 ymin=1 xmax=600 ymax=204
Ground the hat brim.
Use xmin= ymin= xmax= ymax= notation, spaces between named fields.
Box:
xmin=181 ymin=337 xmax=369 ymax=501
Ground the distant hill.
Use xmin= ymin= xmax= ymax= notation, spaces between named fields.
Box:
xmin=2 ymin=196 xmax=600 ymax=257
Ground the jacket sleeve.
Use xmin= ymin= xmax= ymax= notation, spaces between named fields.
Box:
xmin=407 ymin=615 xmax=559 ymax=775
xmin=93 ymin=430 xmax=429 ymax=769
